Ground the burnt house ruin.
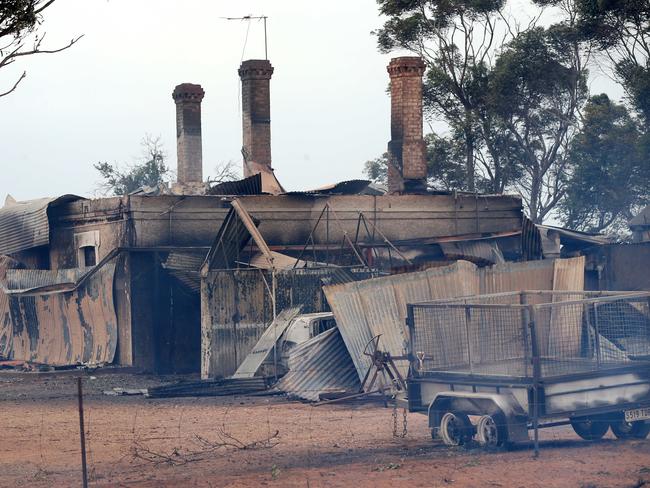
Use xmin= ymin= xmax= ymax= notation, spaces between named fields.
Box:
xmin=0 ymin=55 xmax=600 ymax=378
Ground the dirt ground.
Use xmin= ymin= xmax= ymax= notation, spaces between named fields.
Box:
xmin=1 ymin=371 xmax=650 ymax=488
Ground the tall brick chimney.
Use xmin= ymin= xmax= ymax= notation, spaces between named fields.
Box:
xmin=239 ymin=59 xmax=274 ymax=178
xmin=172 ymin=83 xmax=205 ymax=185
xmin=387 ymin=57 xmax=427 ymax=194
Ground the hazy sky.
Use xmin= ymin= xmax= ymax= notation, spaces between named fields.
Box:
xmin=1 ymin=0 xmax=623 ymax=201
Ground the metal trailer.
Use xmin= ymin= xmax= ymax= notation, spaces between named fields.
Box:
xmin=404 ymin=290 xmax=650 ymax=454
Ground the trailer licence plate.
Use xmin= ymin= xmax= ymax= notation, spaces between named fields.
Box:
xmin=624 ymin=408 xmax=650 ymax=422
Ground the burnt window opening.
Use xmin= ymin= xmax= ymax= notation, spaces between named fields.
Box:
xmin=82 ymin=246 xmax=97 ymax=267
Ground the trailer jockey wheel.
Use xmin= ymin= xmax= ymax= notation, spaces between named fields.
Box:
xmin=476 ymin=415 xmax=504 ymax=448
xmin=439 ymin=412 xmax=473 ymax=446
xmin=610 ymin=419 xmax=650 ymax=439
xmin=570 ymin=415 xmax=610 ymax=440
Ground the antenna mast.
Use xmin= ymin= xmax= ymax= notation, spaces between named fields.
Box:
xmin=224 ymin=15 xmax=268 ymax=60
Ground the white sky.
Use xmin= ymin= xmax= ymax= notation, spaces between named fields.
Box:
xmin=0 ymin=0 xmax=624 ymax=201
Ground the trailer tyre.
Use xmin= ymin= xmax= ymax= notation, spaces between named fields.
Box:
xmin=439 ymin=412 xmax=473 ymax=446
xmin=570 ymin=415 xmax=610 ymax=440
xmin=610 ymin=420 xmax=650 ymax=439
xmin=476 ymin=414 xmax=506 ymax=448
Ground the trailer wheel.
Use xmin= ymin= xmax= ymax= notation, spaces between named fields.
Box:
xmin=476 ymin=415 xmax=505 ymax=448
xmin=610 ymin=420 xmax=650 ymax=439
xmin=439 ymin=412 xmax=472 ymax=446
xmin=570 ymin=415 xmax=610 ymax=440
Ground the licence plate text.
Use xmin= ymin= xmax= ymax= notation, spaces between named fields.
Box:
xmin=624 ymin=408 xmax=650 ymax=422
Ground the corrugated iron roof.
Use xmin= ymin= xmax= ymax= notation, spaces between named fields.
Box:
xmin=208 ymin=173 xmax=263 ymax=196
xmin=536 ymin=224 xmax=611 ymax=246
xmin=162 ymin=251 xmax=206 ymax=293
xmin=200 ymin=205 xmax=255 ymax=274
xmin=275 ymin=327 xmax=360 ymax=401
xmin=0 ymin=195 xmax=83 ymax=256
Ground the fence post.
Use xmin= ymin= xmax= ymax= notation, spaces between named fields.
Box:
xmin=77 ymin=377 xmax=88 ymax=488
xmin=592 ymin=303 xmax=602 ymax=369
xmin=464 ymin=306 xmax=473 ymax=374
xmin=520 ymin=292 xmax=530 ymax=378
xmin=529 ymin=305 xmax=541 ymax=458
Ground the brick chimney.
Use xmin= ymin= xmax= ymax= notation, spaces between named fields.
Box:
xmin=239 ymin=59 xmax=274 ymax=178
xmin=387 ymin=57 xmax=427 ymax=194
xmin=172 ymin=83 xmax=205 ymax=184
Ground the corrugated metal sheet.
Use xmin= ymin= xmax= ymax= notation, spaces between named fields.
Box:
xmin=201 ymin=199 xmax=276 ymax=274
xmin=232 ymin=306 xmax=302 ymax=378
xmin=201 ymin=267 xmax=370 ymax=379
xmin=440 ymin=240 xmax=504 ymax=265
xmin=276 ymin=327 xmax=360 ymax=401
xmin=208 ymin=173 xmax=263 ymax=196
xmin=4 ymin=268 xmax=86 ymax=293
xmin=324 ymin=258 xmax=585 ymax=383
xmin=296 ymin=180 xmax=372 ymax=195
xmin=0 ymin=195 xmax=82 ymax=256
xmin=201 ymin=269 xmax=273 ymax=378
xmin=0 ymin=256 xmax=23 ymax=359
xmin=3 ymin=264 xmax=118 ymax=365
xmin=201 ymin=206 xmax=253 ymax=273
xmin=162 ymin=251 xmax=206 ymax=293
xmin=245 ymin=251 xmax=308 ymax=270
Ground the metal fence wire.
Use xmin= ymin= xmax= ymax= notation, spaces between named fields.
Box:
xmin=408 ymin=291 xmax=650 ymax=379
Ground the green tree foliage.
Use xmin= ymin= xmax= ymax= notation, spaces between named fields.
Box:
xmin=1 ymin=0 xmax=81 ymax=98
xmin=573 ymin=0 xmax=650 ymax=123
xmin=375 ymin=0 xmax=510 ymax=192
xmin=94 ymin=136 xmax=170 ymax=196
xmin=374 ymin=0 xmax=590 ymax=223
xmin=559 ymin=94 xmax=649 ymax=234
xmin=363 ymin=134 xmax=467 ymax=191
xmin=488 ymin=25 xmax=589 ymax=222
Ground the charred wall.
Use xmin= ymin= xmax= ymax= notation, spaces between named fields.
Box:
xmin=586 ymin=243 xmax=650 ymax=291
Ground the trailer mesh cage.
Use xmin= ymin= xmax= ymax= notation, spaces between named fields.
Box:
xmin=407 ymin=291 xmax=650 ymax=379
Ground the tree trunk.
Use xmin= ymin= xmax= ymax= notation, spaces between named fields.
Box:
xmin=464 ymin=113 xmax=475 ymax=192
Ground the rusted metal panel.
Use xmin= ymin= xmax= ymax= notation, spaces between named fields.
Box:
xmin=232 ymin=306 xmax=302 ymax=378
xmin=0 ymin=195 xmax=82 ymax=256
xmin=276 ymin=328 xmax=360 ymax=402
xmin=201 ymin=269 xmax=273 ymax=378
xmin=324 ymin=258 xmax=585 ymax=382
xmin=0 ymin=256 xmax=22 ymax=359
xmin=0 ymin=286 xmax=11 ymax=359
xmin=3 ymin=264 xmax=117 ymax=365
xmin=201 ymin=267 xmax=365 ymax=379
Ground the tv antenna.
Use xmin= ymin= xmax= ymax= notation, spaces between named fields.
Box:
xmin=223 ymin=15 xmax=268 ymax=60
